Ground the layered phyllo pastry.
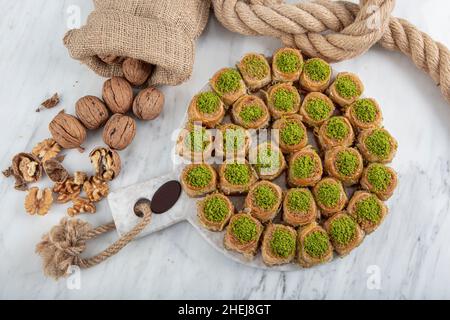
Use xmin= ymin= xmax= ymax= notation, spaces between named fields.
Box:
xmin=215 ymin=123 xmax=251 ymax=161
xmin=323 ymin=212 xmax=364 ymax=256
xmin=283 ymin=188 xmax=317 ymax=227
xmin=224 ymin=213 xmax=264 ymax=259
xmin=347 ymin=191 xmax=388 ymax=234
xmin=272 ymin=47 xmax=304 ymax=82
xmin=197 ymin=193 xmax=234 ymax=232
xmin=317 ymin=116 xmax=355 ymax=150
xmin=267 ymin=83 xmax=301 ymax=119
xmin=329 ymin=72 xmax=364 ymax=107
xmin=360 ymin=163 xmax=398 ymax=200
xmin=180 ymin=164 xmax=217 ymax=197
xmin=210 ymin=68 xmax=246 ymax=106
xmin=287 ymin=146 xmax=323 ymax=187
xmin=244 ymin=180 xmax=283 ymax=223
xmin=324 ymin=146 xmax=364 ymax=186
xmin=237 ymin=53 xmax=272 ymax=90
xmin=261 ymin=224 xmax=297 ymax=266
xmin=231 ymin=95 xmax=270 ymax=129
xmin=272 ymin=114 xmax=308 ymax=154
xmin=300 ymin=92 xmax=335 ymax=128
xmin=297 ymin=222 xmax=333 ymax=268
xmin=249 ymin=142 xmax=287 ymax=180
xmin=345 ymin=98 xmax=383 ymax=131
xmin=300 ymin=58 xmax=332 ymax=92
xmin=219 ymin=161 xmax=259 ymax=195
xmin=312 ymin=177 xmax=347 ymax=217
xmin=357 ymin=128 xmax=398 ymax=163
xmin=177 ymin=124 xmax=214 ymax=162
xmin=187 ymin=91 xmax=225 ymax=128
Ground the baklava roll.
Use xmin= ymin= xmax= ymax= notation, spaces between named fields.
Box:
xmin=267 ymin=83 xmax=301 ymax=119
xmin=312 ymin=177 xmax=347 ymax=218
xmin=360 ymin=163 xmax=398 ymax=201
xmin=317 ymin=116 xmax=355 ymax=150
xmin=188 ymin=91 xmax=225 ymax=128
xmin=215 ymin=123 xmax=251 ymax=162
xmin=323 ymin=212 xmax=364 ymax=257
xmin=197 ymin=193 xmax=234 ymax=232
xmin=324 ymin=147 xmax=364 ymax=186
xmin=210 ymin=68 xmax=247 ymax=106
xmin=261 ymin=224 xmax=297 ymax=266
xmin=345 ymin=98 xmax=383 ymax=131
xmin=297 ymin=222 xmax=333 ymax=268
xmin=180 ymin=164 xmax=217 ymax=198
xmin=347 ymin=191 xmax=388 ymax=234
xmin=300 ymin=92 xmax=335 ymax=128
xmin=231 ymin=95 xmax=270 ymax=129
xmin=328 ymin=72 xmax=364 ymax=107
xmin=237 ymin=53 xmax=272 ymax=91
xmin=245 ymin=180 xmax=283 ymax=223
xmin=283 ymin=188 xmax=318 ymax=227
xmin=272 ymin=114 xmax=308 ymax=154
xmin=300 ymin=58 xmax=332 ymax=92
xmin=176 ymin=124 xmax=214 ymax=163
xmin=272 ymin=47 xmax=304 ymax=82
xmin=224 ymin=213 xmax=264 ymax=259
xmin=357 ymin=128 xmax=398 ymax=163
xmin=287 ymin=146 xmax=323 ymax=187
xmin=219 ymin=161 xmax=259 ymax=195
xmin=249 ymin=142 xmax=287 ymax=180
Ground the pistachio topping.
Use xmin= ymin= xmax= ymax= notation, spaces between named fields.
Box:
xmin=253 ymin=185 xmax=278 ymax=210
xmin=242 ymin=55 xmax=269 ymax=80
xmin=287 ymin=189 xmax=312 ymax=213
xmin=197 ymin=92 xmax=221 ymax=114
xmin=239 ymin=104 xmax=265 ymax=123
xmin=304 ymin=58 xmax=331 ymax=82
xmin=272 ymin=88 xmax=297 ymax=112
xmin=186 ymin=165 xmax=212 ymax=188
xmin=231 ymin=215 xmax=258 ymax=244
xmin=304 ymin=230 xmax=330 ymax=258
xmin=224 ymin=163 xmax=251 ymax=185
xmin=203 ymin=196 xmax=229 ymax=223
xmin=326 ymin=117 xmax=350 ymax=141
xmin=367 ymin=164 xmax=393 ymax=192
xmin=336 ymin=150 xmax=359 ymax=176
xmin=353 ymin=99 xmax=377 ymax=123
xmin=355 ymin=195 xmax=382 ymax=223
xmin=280 ymin=121 xmax=304 ymax=146
xmin=316 ymin=182 xmax=341 ymax=208
xmin=305 ymin=98 xmax=332 ymax=122
xmin=270 ymin=228 xmax=296 ymax=258
xmin=365 ymin=129 xmax=393 ymax=159
xmin=335 ymin=75 xmax=360 ymax=99
xmin=275 ymin=51 xmax=302 ymax=73
xmin=292 ymin=155 xmax=316 ymax=179
xmin=215 ymin=69 xmax=242 ymax=94
xmin=329 ymin=215 xmax=357 ymax=246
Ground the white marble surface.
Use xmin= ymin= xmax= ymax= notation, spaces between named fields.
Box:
xmin=1 ymin=0 xmax=450 ymax=300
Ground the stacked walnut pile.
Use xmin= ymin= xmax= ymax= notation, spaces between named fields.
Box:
xmin=3 ymin=58 xmax=165 ymax=217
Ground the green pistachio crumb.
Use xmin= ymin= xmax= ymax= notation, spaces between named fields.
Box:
xmin=255 ymin=146 xmax=281 ymax=174
xmin=186 ymin=165 xmax=212 ymax=188
xmin=203 ymin=196 xmax=229 ymax=223
xmin=335 ymin=75 xmax=360 ymax=99
xmin=287 ymin=189 xmax=312 ymax=213
xmin=231 ymin=215 xmax=258 ymax=244
xmin=326 ymin=117 xmax=350 ymax=141
xmin=185 ymin=127 xmax=210 ymax=152
xmin=292 ymin=155 xmax=316 ymax=179
xmin=253 ymin=185 xmax=278 ymax=210
xmin=239 ymin=104 xmax=265 ymax=124
xmin=316 ymin=182 xmax=341 ymax=208
xmin=270 ymin=228 xmax=296 ymax=258
xmin=224 ymin=163 xmax=251 ymax=185
xmin=304 ymin=231 xmax=330 ymax=258
xmin=329 ymin=215 xmax=357 ymax=246
xmin=353 ymin=99 xmax=377 ymax=123
xmin=365 ymin=130 xmax=393 ymax=159
xmin=303 ymin=58 xmax=331 ymax=82
xmin=367 ymin=164 xmax=393 ymax=192
xmin=336 ymin=150 xmax=359 ymax=176
xmin=215 ymin=69 xmax=242 ymax=94
xmin=196 ymin=92 xmax=221 ymax=114
xmin=223 ymin=126 xmax=246 ymax=154
xmin=272 ymin=88 xmax=297 ymax=112
xmin=275 ymin=51 xmax=302 ymax=74
xmin=305 ymin=98 xmax=332 ymax=122
xmin=280 ymin=121 xmax=304 ymax=146
xmin=242 ymin=55 xmax=269 ymax=80
xmin=355 ymin=195 xmax=382 ymax=224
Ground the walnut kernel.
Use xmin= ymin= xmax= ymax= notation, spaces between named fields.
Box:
xmin=32 ymin=138 xmax=62 ymax=162
xmin=25 ymin=187 xmax=53 ymax=216
xmin=89 ymin=147 xmax=121 ymax=181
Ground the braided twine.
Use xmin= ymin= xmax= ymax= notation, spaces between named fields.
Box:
xmin=212 ymin=0 xmax=450 ymax=103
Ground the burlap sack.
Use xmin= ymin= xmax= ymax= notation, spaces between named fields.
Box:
xmin=64 ymin=0 xmax=211 ymax=86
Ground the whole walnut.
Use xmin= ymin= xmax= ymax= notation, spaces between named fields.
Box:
xmin=133 ymin=87 xmax=165 ymax=121
xmin=102 ymin=77 xmax=134 ymax=114
xmin=75 ymin=96 xmax=109 ymax=130
xmin=103 ymin=114 xmax=136 ymax=150
xmin=49 ymin=111 xmax=87 ymax=149
xmin=122 ymin=58 xmax=153 ymax=87
xmin=98 ymin=55 xmax=124 ymax=65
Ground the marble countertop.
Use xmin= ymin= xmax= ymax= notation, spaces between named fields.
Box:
xmin=1 ymin=0 xmax=449 ymax=300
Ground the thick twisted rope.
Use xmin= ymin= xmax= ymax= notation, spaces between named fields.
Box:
xmin=212 ymin=0 xmax=450 ymax=103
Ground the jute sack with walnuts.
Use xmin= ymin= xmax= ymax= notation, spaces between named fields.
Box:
xmin=64 ymin=0 xmax=211 ymax=86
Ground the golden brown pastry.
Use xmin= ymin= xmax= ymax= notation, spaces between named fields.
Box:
xmin=261 ymin=224 xmax=297 ymax=266
xmin=300 ymin=58 xmax=332 ymax=92
xmin=215 ymin=123 xmax=251 ymax=162
xmin=224 ymin=213 xmax=264 ymax=259
xmin=287 ymin=146 xmax=323 ymax=187
xmin=323 ymin=212 xmax=364 ymax=257
xmin=300 ymin=92 xmax=335 ymax=128
xmin=210 ymin=68 xmax=247 ymax=106
xmin=231 ymin=95 xmax=270 ymax=129
xmin=312 ymin=177 xmax=347 ymax=218
xmin=266 ymin=83 xmax=301 ymax=119
xmin=244 ymin=180 xmax=283 ymax=223
xmin=218 ymin=161 xmax=259 ymax=195
xmin=272 ymin=48 xmax=304 ymax=82
xmin=360 ymin=163 xmax=398 ymax=200
xmin=328 ymin=72 xmax=364 ymax=107
xmin=357 ymin=128 xmax=398 ymax=163
xmin=297 ymin=222 xmax=333 ymax=268
xmin=347 ymin=191 xmax=388 ymax=234
xmin=316 ymin=116 xmax=355 ymax=150
xmin=176 ymin=124 xmax=214 ymax=163
xmin=324 ymin=147 xmax=364 ymax=186
xmin=283 ymin=188 xmax=318 ymax=227
xmin=249 ymin=142 xmax=287 ymax=180
xmin=180 ymin=164 xmax=217 ymax=198
xmin=345 ymin=98 xmax=383 ymax=131
xmin=197 ymin=193 xmax=234 ymax=232
xmin=187 ymin=91 xmax=225 ymax=128
xmin=237 ymin=53 xmax=272 ymax=91
xmin=272 ymin=114 xmax=308 ymax=154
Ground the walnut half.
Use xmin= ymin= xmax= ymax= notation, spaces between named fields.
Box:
xmin=68 ymin=198 xmax=96 ymax=217
xmin=25 ymin=187 xmax=53 ymax=215
xmin=6 ymin=153 xmax=43 ymax=191
xmin=89 ymin=147 xmax=121 ymax=181
xmin=83 ymin=176 xmax=109 ymax=202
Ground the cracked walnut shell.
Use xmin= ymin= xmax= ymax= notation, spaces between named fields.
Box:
xmin=102 ymin=77 xmax=134 ymax=114
xmin=32 ymin=138 xmax=62 ymax=162
xmin=43 ymin=159 xmax=69 ymax=183
xmin=49 ymin=111 xmax=87 ymax=149
xmin=103 ymin=114 xmax=136 ymax=150
xmin=8 ymin=153 xmax=43 ymax=190
xmin=89 ymin=147 xmax=121 ymax=181
xmin=75 ymin=96 xmax=110 ymax=130
xmin=25 ymin=187 xmax=53 ymax=215
xmin=68 ymin=198 xmax=96 ymax=217
xmin=132 ymin=87 xmax=164 ymax=121
xmin=83 ymin=176 xmax=109 ymax=202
